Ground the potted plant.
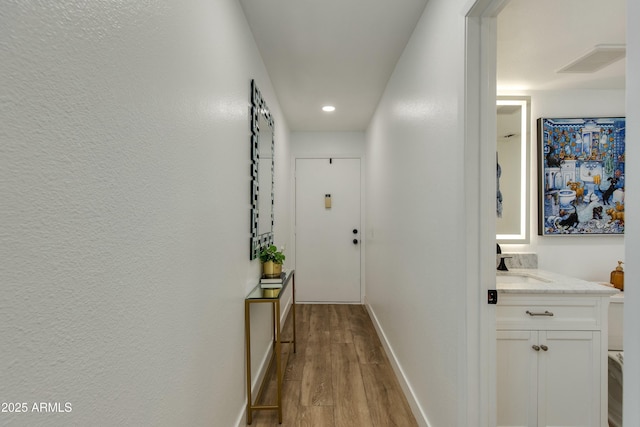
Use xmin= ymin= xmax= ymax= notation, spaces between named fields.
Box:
xmin=259 ymin=245 xmax=285 ymax=278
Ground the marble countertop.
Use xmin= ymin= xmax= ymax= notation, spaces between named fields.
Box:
xmin=497 ymin=268 xmax=620 ymax=295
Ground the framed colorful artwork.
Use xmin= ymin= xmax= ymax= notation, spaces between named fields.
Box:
xmin=537 ymin=117 xmax=625 ymax=235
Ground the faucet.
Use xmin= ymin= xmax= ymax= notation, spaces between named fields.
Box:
xmin=497 ymin=244 xmax=511 ymax=271
xmin=497 ymin=256 xmax=511 ymax=271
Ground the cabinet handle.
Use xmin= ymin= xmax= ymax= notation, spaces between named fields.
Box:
xmin=526 ymin=310 xmax=554 ymax=317
xmin=540 ymin=345 xmax=548 ymax=351
xmin=532 ymin=345 xmax=540 ymax=351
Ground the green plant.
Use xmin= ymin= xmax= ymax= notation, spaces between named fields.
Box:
xmin=259 ymin=245 xmax=285 ymax=264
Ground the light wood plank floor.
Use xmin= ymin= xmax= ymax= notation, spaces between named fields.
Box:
xmin=246 ymin=304 xmax=418 ymax=427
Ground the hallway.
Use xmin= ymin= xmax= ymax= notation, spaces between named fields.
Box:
xmin=246 ymin=304 xmax=417 ymax=426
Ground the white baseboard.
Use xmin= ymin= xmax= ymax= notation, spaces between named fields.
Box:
xmin=365 ymin=299 xmax=430 ymax=427
xmin=295 ymin=301 xmax=361 ymax=304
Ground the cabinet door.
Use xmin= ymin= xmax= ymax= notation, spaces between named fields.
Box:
xmin=497 ymin=330 xmax=538 ymax=427
xmin=537 ymin=331 xmax=600 ymax=427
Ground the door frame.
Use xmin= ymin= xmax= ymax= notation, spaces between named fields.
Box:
xmin=292 ymin=156 xmax=365 ymax=304
xmin=463 ymin=0 xmax=507 ymax=425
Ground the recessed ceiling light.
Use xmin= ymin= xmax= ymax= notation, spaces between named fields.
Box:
xmin=322 ymin=105 xmax=335 ymax=112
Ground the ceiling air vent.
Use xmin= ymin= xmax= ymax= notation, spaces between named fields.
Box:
xmin=557 ymin=44 xmax=626 ymax=73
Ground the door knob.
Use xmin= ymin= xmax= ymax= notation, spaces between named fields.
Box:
xmin=353 ymin=229 xmax=358 ymax=234
xmin=353 ymin=239 xmax=359 ymax=245
xmin=532 ymin=345 xmax=540 ymax=351
xmin=540 ymin=345 xmax=548 ymax=351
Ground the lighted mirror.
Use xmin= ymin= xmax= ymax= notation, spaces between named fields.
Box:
xmin=250 ymin=80 xmax=274 ymax=259
xmin=497 ymin=97 xmax=530 ymax=243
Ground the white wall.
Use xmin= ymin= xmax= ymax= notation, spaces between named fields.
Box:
xmin=624 ymin=0 xmax=639 ymax=423
xmin=0 ymin=1 xmax=291 ymax=426
xmin=365 ymin=0 xmax=467 ymax=425
xmin=291 ymin=131 xmax=366 ymax=158
xmin=500 ymin=89 xmax=625 ymax=282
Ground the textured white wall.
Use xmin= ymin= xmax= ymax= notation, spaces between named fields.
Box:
xmin=365 ymin=0 xmax=467 ymax=425
xmin=0 ymin=1 xmax=290 ymax=426
xmin=291 ymin=131 xmax=366 ymax=158
xmin=501 ymin=89 xmax=625 ymax=282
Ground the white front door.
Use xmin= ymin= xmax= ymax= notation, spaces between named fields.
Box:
xmin=295 ymin=158 xmax=361 ymax=303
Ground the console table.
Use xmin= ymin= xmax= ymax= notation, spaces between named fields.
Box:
xmin=245 ymin=270 xmax=296 ymax=424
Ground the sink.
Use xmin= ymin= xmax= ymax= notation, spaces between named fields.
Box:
xmin=496 ymin=273 xmax=551 ymax=284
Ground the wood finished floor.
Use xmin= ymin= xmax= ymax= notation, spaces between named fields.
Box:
xmin=246 ymin=304 xmax=418 ymax=427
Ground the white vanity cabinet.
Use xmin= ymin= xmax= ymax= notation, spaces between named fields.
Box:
xmin=497 ymin=294 xmax=609 ymax=427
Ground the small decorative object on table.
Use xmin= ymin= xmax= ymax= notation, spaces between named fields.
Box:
xmin=610 ymin=261 xmax=624 ymax=291
xmin=260 ymin=271 xmax=287 ymax=289
xmin=259 ymin=245 xmax=285 ymax=278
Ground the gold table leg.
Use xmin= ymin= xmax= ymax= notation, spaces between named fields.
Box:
xmin=245 ymin=300 xmax=252 ymax=425
xmin=245 ymin=271 xmax=295 ymax=425
xmin=292 ymin=274 xmax=296 ymax=354
xmin=275 ymin=299 xmax=282 ymax=423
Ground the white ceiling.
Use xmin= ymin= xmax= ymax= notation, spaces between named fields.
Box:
xmin=497 ymin=0 xmax=626 ymax=92
xmin=240 ymin=0 xmax=626 ymax=132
